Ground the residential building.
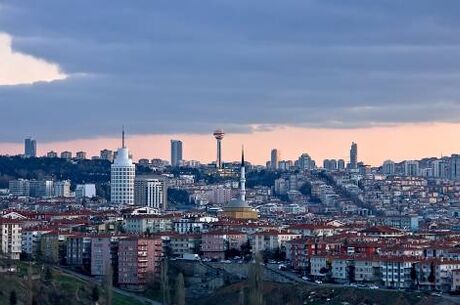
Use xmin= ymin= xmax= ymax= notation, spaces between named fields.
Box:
xmin=134 ymin=176 xmax=167 ymax=210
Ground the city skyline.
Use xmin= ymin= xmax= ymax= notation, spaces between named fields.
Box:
xmin=2 ymin=123 xmax=460 ymax=166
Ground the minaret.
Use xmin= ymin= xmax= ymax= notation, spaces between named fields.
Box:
xmin=240 ymin=146 xmax=246 ymax=202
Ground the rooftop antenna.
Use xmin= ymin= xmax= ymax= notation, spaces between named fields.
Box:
xmin=122 ymin=125 xmax=125 ymax=148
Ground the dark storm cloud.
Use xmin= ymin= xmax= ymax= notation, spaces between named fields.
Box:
xmin=2 ymin=0 xmax=460 ymax=141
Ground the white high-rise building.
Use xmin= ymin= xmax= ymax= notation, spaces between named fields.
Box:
xmin=111 ymin=129 xmax=135 ymax=205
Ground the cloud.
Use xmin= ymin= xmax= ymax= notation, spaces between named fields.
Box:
xmin=1 ymin=1 xmax=460 ymax=142
xmin=0 ymin=33 xmax=66 ymax=86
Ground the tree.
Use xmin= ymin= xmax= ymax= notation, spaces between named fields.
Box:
xmin=428 ymin=262 xmax=436 ymax=287
xmin=91 ymin=285 xmax=100 ymax=303
xmin=410 ymin=263 xmax=418 ymax=289
xmin=174 ymin=273 xmax=185 ymax=305
xmin=44 ymin=266 xmax=53 ymax=284
xmin=26 ymin=262 xmax=34 ymax=305
xmin=248 ymin=254 xmax=264 ymax=305
xmin=103 ymin=264 xmax=113 ymax=305
xmin=9 ymin=290 xmax=17 ymax=305
xmin=161 ymin=260 xmax=171 ymax=305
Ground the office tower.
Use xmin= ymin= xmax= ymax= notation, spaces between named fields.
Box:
xmin=213 ymin=129 xmax=225 ymax=169
xmin=47 ymin=151 xmax=58 ymax=158
xmin=60 ymin=151 xmax=72 ymax=160
xmin=337 ymin=159 xmax=345 ymax=170
xmin=349 ymin=142 xmax=358 ymax=169
xmin=76 ymin=151 xmax=87 ymax=160
xmin=100 ymin=149 xmax=114 ymax=162
xmin=382 ymin=160 xmax=395 ymax=175
xmin=75 ymin=184 xmax=96 ymax=200
xmin=54 ymin=180 xmax=71 ymax=197
xmin=24 ymin=137 xmax=37 ymax=158
xmin=134 ymin=176 xmax=167 ymax=210
xmin=111 ymin=129 xmax=135 ymax=205
xmin=270 ymin=149 xmax=280 ymax=170
xmin=170 ymin=140 xmax=183 ymax=167
xmin=404 ymin=160 xmax=419 ymax=176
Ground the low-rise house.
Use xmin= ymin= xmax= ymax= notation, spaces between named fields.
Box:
xmin=201 ymin=231 xmax=247 ymax=259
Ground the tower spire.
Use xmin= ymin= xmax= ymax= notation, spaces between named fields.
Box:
xmin=241 ymin=145 xmax=245 ymax=166
xmin=122 ymin=125 xmax=125 ymax=148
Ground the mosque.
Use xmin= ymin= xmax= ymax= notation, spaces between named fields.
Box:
xmin=221 ymin=148 xmax=258 ymax=220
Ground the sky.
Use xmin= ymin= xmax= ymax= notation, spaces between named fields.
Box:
xmin=1 ymin=1 xmax=460 ymax=165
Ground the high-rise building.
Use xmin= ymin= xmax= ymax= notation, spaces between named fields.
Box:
xmin=60 ymin=151 xmax=72 ymax=160
xmin=297 ymin=153 xmax=314 ymax=170
xmin=349 ymin=142 xmax=358 ymax=169
xmin=54 ymin=180 xmax=71 ymax=197
xmin=337 ymin=159 xmax=345 ymax=170
xmin=170 ymin=140 xmax=183 ymax=167
xmin=24 ymin=137 xmax=37 ymax=158
xmin=111 ymin=129 xmax=135 ymax=205
xmin=404 ymin=160 xmax=419 ymax=176
xmin=382 ymin=160 xmax=395 ymax=175
xmin=29 ymin=180 xmax=54 ymax=198
xmin=9 ymin=179 xmax=30 ymax=197
xmin=100 ymin=149 xmax=114 ymax=162
xmin=76 ymin=151 xmax=87 ymax=160
xmin=75 ymin=184 xmax=96 ymax=200
xmin=213 ymin=129 xmax=225 ymax=169
xmin=432 ymin=159 xmax=447 ymax=178
xmin=270 ymin=149 xmax=280 ymax=170
xmin=449 ymin=155 xmax=460 ymax=180
xmin=134 ymin=176 xmax=167 ymax=210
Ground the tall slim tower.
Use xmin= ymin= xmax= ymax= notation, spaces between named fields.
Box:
xmin=111 ymin=128 xmax=135 ymax=205
xmin=170 ymin=140 xmax=183 ymax=167
xmin=240 ymin=147 xmax=246 ymax=202
xmin=213 ymin=129 xmax=225 ymax=169
xmin=349 ymin=142 xmax=358 ymax=169
xmin=270 ymin=149 xmax=280 ymax=170
xmin=24 ymin=137 xmax=37 ymax=158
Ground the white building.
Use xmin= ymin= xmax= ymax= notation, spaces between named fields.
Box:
xmin=134 ymin=176 xmax=167 ymax=210
xmin=75 ymin=184 xmax=96 ymax=199
xmin=54 ymin=180 xmax=71 ymax=197
xmin=111 ymin=131 xmax=135 ymax=205
xmin=0 ymin=219 xmax=22 ymax=260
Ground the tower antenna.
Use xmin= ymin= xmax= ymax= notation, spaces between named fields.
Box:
xmin=122 ymin=125 xmax=125 ymax=148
